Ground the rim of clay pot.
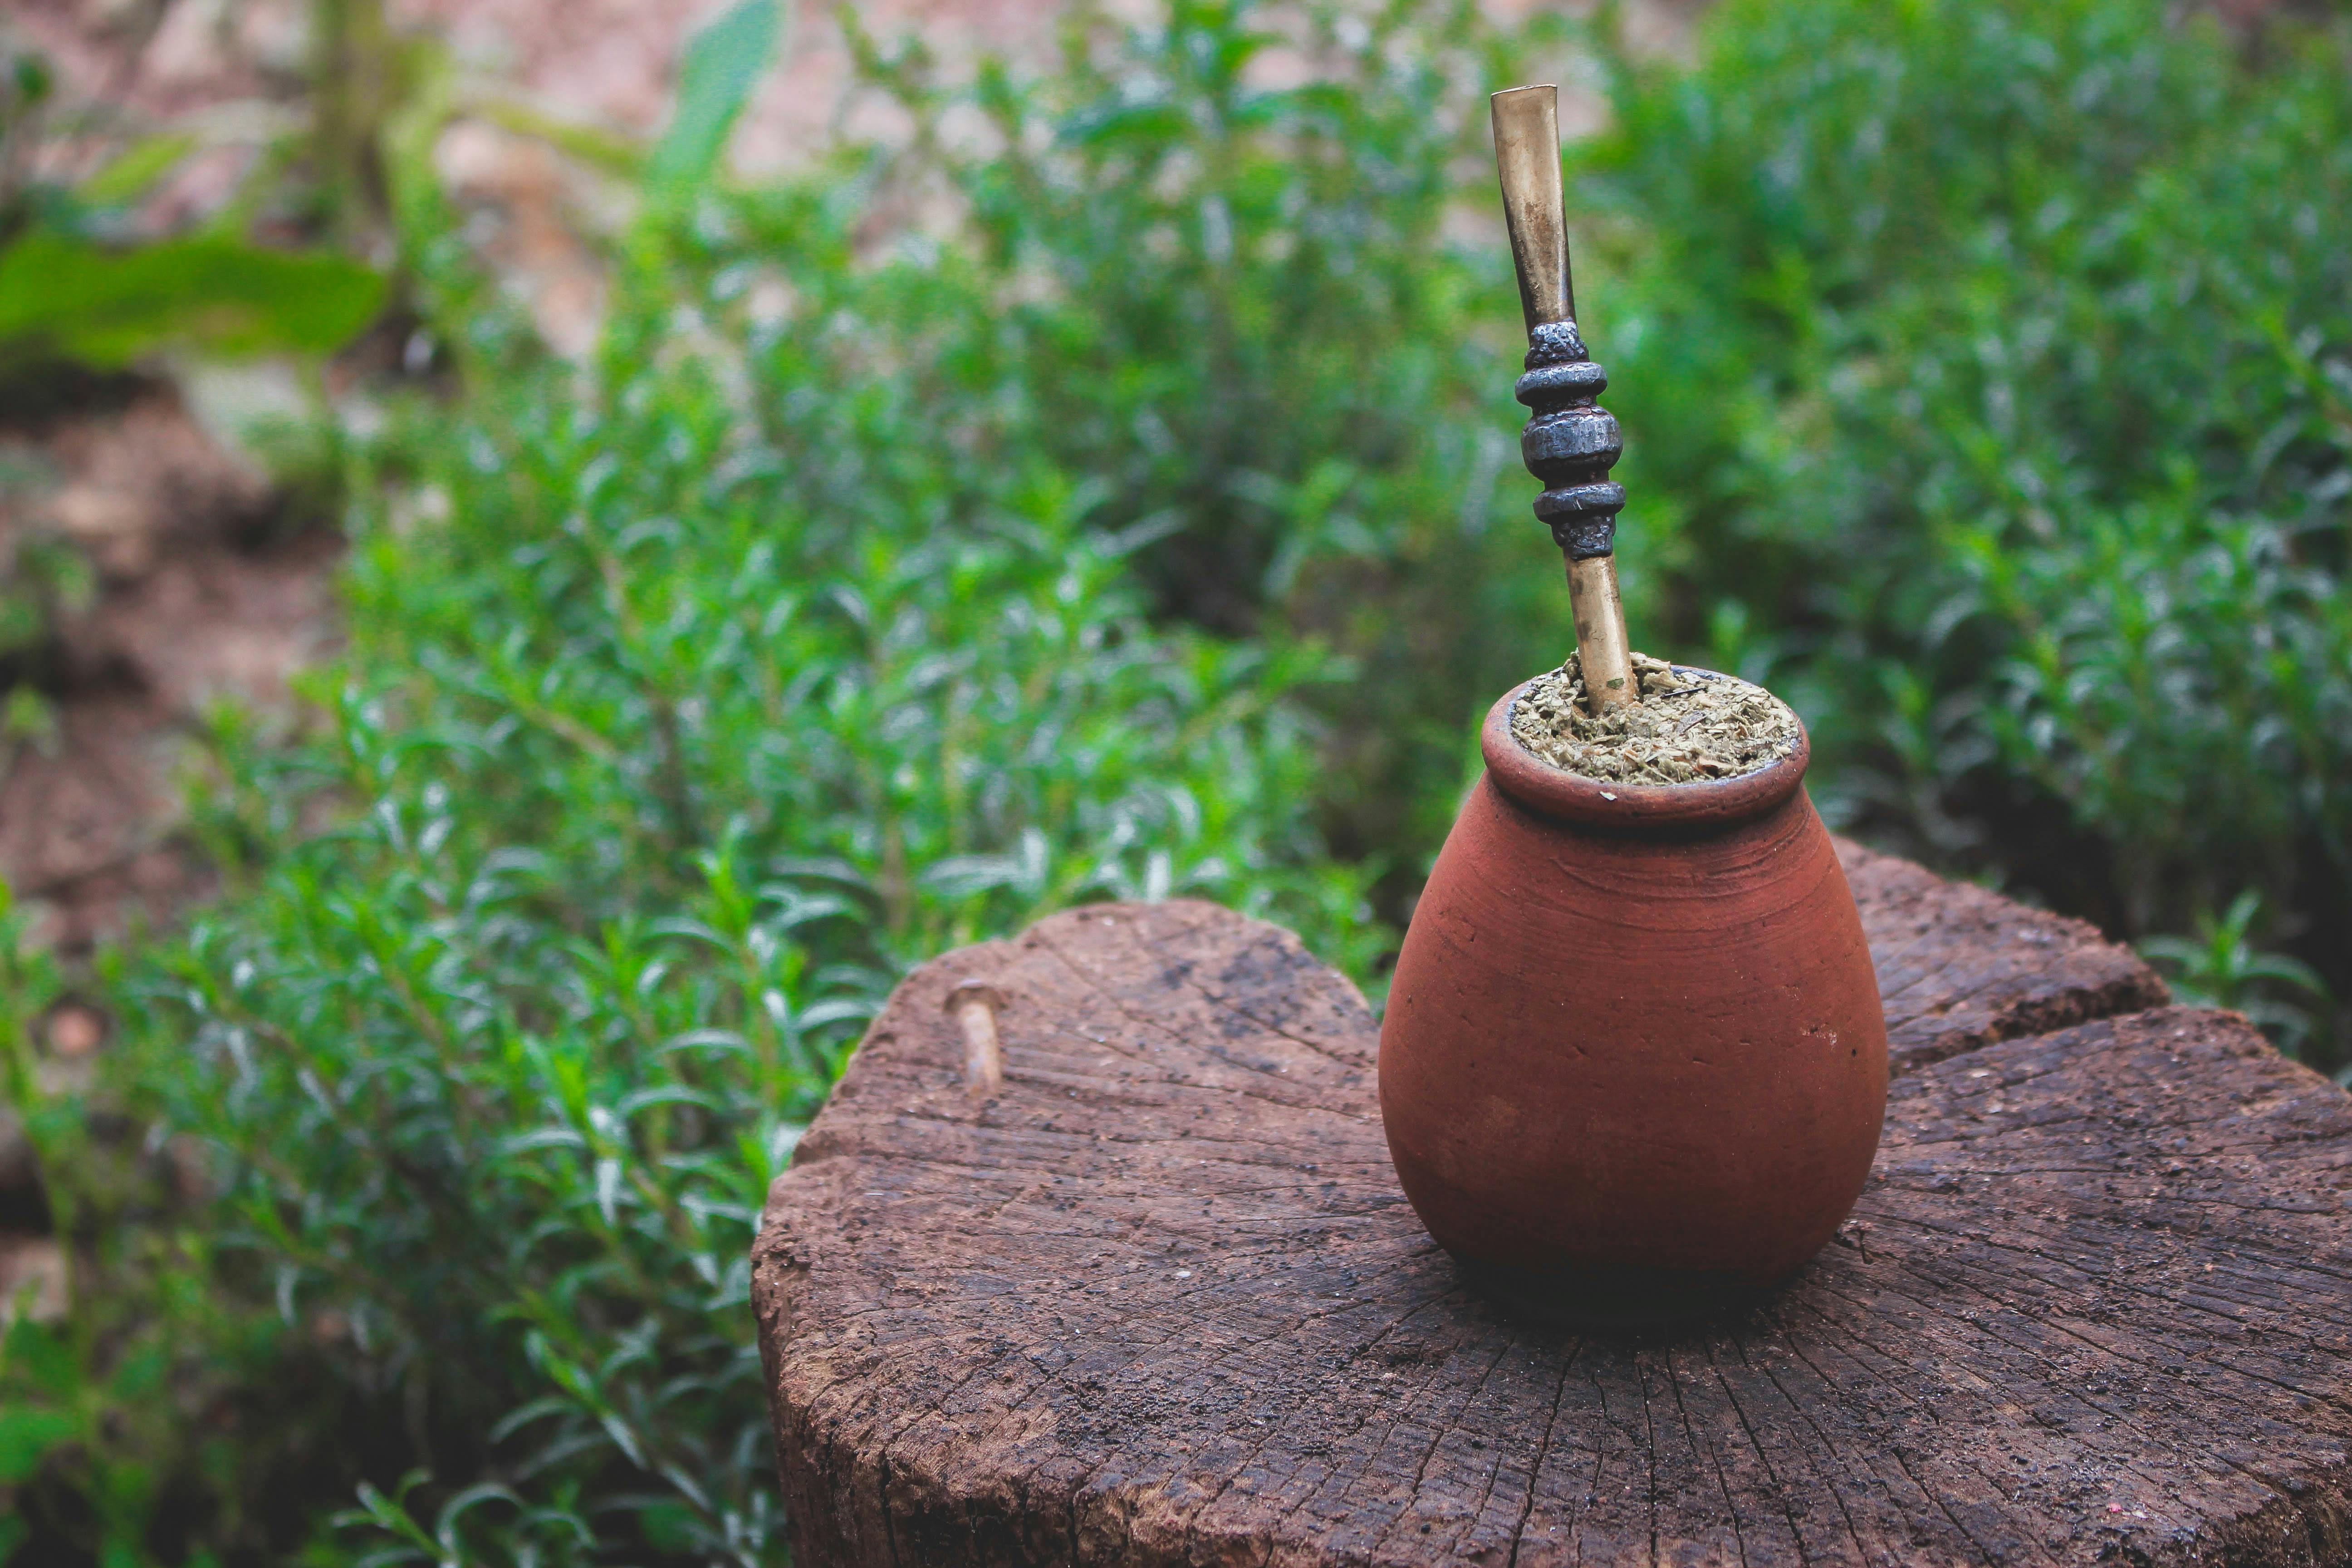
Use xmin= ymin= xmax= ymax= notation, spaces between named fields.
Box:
xmin=1480 ymin=670 xmax=1811 ymax=833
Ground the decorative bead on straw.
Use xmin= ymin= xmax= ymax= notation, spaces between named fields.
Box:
xmin=1491 ymin=84 xmax=1635 ymax=712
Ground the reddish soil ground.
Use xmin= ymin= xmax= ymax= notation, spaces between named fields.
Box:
xmin=1 ymin=376 xmax=339 ymax=951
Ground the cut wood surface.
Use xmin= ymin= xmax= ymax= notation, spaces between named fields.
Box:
xmin=752 ymin=847 xmax=2352 ymax=1568
xmin=1835 ymin=839 xmax=2171 ymax=1074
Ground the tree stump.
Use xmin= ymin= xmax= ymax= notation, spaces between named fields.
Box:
xmin=751 ymin=840 xmax=2352 ymax=1567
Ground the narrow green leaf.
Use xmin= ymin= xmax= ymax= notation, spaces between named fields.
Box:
xmin=76 ymin=132 xmax=198 ymax=206
xmin=644 ymin=0 xmax=783 ymax=200
xmin=0 ymin=230 xmax=387 ymax=368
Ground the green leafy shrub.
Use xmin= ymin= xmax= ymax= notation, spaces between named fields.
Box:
xmin=5 ymin=11 xmax=1377 ymax=1555
xmin=2 ymin=887 xmax=326 ymax=1568
xmin=1580 ymin=0 xmax=2352 ymax=1054
xmin=827 ymin=0 xmax=1573 ymax=862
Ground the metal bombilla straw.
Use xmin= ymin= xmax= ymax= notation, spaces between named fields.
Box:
xmin=1491 ymin=84 xmax=1636 ymax=712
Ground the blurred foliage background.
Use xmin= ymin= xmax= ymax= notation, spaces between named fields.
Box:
xmin=1 ymin=0 xmax=2347 ymax=1562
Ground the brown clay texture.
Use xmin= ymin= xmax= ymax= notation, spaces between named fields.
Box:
xmin=751 ymin=897 xmax=2352 ymax=1568
xmin=1378 ymin=683 xmax=1889 ymax=1299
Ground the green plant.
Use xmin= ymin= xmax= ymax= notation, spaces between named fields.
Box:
xmin=830 ymin=0 xmax=1573 ymax=864
xmin=0 ymin=886 xmax=66 ymax=1561
xmin=0 ymin=16 xmax=391 ymax=741
xmin=0 ymin=12 xmax=391 ymax=379
xmin=21 ymin=0 xmax=2352 ymax=1559
xmin=2142 ymin=892 xmax=2336 ymax=1067
xmin=1 ymin=882 xmax=310 ymax=1568
xmin=8 ymin=12 xmax=1379 ymax=1561
xmin=109 ymin=321 xmax=1371 ymax=1567
xmin=1578 ymin=0 xmax=2352 ymax=1064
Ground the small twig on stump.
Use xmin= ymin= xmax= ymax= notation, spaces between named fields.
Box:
xmin=1492 ymin=84 xmax=1635 ymax=712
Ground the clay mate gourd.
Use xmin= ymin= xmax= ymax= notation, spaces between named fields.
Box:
xmin=1377 ymin=85 xmax=1889 ymax=1327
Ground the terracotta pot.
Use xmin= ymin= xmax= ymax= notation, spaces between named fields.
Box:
xmin=1379 ymin=674 xmax=1887 ymax=1325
